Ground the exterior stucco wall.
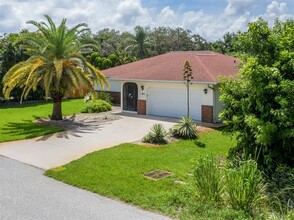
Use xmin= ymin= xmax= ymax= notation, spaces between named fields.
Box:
xmin=112 ymin=80 xmax=213 ymax=120
xmin=95 ymin=79 xmax=121 ymax=92
xmin=118 ymin=80 xmax=213 ymax=104
xmin=146 ymin=82 xmax=213 ymax=120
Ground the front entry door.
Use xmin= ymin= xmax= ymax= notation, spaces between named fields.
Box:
xmin=123 ymin=83 xmax=138 ymax=111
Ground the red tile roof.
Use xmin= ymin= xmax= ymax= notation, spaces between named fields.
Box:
xmin=102 ymin=51 xmax=239 ymax=83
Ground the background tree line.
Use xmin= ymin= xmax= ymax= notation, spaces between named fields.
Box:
xmin=0 ymin=25 xmax=237 ymax=100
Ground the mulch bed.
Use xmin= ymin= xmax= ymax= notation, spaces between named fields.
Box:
xmin=136 ymin=126 xmax=216 ymax=147
xmin=34 ymin=111 xmax=121 ymax=131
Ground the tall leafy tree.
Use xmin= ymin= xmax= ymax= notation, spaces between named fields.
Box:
xmin=220 ymin=18 xmax=294 ymax=170
xmin=115 ymin=50 xmax=136 ymax=65
xmin=93 ymin=28 xmax=126 ymax=57
xmin=2 ymin=15 xmax=107 ymax=120
xmin=150 ymin=27 xmax=172 ymax=55
xmin=126 ymin=26 xmax=150 ymax=59
xmin=211 ymin=32 xmax=237 ymax=54
xmin=150 ymin=27 xmax=210 ymax=56
xmin=191 ymin=34 xmax=211 ymax=51
xmin=0 ymin=32 xmax=29 ymax=100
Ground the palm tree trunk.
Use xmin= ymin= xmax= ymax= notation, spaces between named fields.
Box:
xmin=51 ymin=95 xmax=63 ymax=120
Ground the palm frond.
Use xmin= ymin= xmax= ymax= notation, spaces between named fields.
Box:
xmin=3 ymin=61 xmax=43 ymax=99
xmin=44 ymin=14 xmax=57 ymax=33
xmin=43 ymin=67 xmax=54 ymax=98
xmin=53 ymin=59 xmax=64 ymax=89
xmin=86 ymin=62 xmax=108 ymax=90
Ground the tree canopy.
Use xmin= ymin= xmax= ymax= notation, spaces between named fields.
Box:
xmin=220 ymin=18 xmax=294 ymax=170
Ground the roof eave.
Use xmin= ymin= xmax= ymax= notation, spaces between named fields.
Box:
xmin=106 ymin=77 xmax=218 ymax=85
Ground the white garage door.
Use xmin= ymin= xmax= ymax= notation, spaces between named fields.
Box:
xmin=147 ymin=87 xmax=202 ymax=120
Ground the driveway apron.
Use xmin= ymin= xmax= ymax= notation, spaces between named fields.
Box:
xmin=0 ymin=114 xmax=176 ymax=169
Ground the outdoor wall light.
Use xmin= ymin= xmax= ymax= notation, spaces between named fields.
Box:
xmin=141 ymin=85 xmax=144 ymax=90
xmin=203 ymin=88 xmax=208 ymax=94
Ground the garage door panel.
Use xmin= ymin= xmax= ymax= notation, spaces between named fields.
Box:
xmin=148 ymin=87 xmax=201 ymax=120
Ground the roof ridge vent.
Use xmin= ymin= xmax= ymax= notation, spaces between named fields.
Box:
xmin=196 ymin=53 xmax=215 ymax=56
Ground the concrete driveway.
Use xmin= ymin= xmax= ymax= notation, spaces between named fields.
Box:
xmin=0 ymin=156 xmax=170 ymax=220
xmin=0 ymin=113 xmax=176 ymax=170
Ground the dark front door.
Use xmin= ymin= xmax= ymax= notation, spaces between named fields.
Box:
xmin=123 ymin=83 xmax=138 ymax=111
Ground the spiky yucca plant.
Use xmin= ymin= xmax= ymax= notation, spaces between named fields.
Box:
xmin=2 ymin=15 xmax=107 ymax=120
xmin=142 ymin=123 xmax=167 ymax=144
xmin=172 ymin=116 xmax=198 ymax=139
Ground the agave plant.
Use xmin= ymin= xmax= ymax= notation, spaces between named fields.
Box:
xmin=142 ymin=123 xmax=167 ymax=144
xmin=172 ymin=116 xmax=198 ymax=139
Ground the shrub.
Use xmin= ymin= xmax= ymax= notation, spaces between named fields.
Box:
xmin=142 ymin=123 xmax=167 ymax=144
xmin=219 ymin=19 xmax=294 ymax=170
xmin=267 ymin=165 xmax=294 ymax=214
xmin=225 ymin=159 xmax=267 ymax=215
xmin=191 ymin=155 xmax=224 ymax=204
xmin=171 ymin=116 xmax=198 ymax=139
xmin=95 ymin=91 xmax=113 ymax=104
xmin=81 ymin=100 xmax=111 ymax=113
xmin=190 ymin=156 xmax=269 ymax=217
xmin=269 ymin=198 xmax=294 ymax=220
xmin=84 ymin=91 xmax=113 ymax=104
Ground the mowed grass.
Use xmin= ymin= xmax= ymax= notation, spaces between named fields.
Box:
xmin=46 ymin=130 xmax=237 ymax=219
xmin=0 ymin=99 xmax=84 ymax=142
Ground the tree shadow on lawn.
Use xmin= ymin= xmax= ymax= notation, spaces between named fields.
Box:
xmin=0 ymin=100 xmax=51 ymax=110
xmin=194 ymin=140 xmax=206 ymax=148
xmin=0 ymin=99 xmax=75 ymax=110
xmin=2 ymin=118 xmax=105 ymax=141
xmin=2 ymin=120 xmax=60 ymax=140
xmin=36 ymin=121 xmax=106 ymax=141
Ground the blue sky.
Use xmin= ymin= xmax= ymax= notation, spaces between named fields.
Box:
xmin=143 ymin=0 xmax=293 ymax=14
xmin=0 ymin=0 xmax=293 ymax=41
xmin=143 ymin=0 xmax=226 ymax=13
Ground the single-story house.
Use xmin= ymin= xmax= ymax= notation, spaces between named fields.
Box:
xmin=97 ymin=51 xmax=239 ymax=123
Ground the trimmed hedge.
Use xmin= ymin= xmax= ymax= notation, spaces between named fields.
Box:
xmin=81 ymin=100 xmax=111 ymax=113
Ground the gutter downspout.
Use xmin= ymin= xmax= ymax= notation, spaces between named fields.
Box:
xmin=207 ymin=84 xmax=216 ymax=123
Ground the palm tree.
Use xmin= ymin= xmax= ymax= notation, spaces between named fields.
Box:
xmin=126 ymin=26 xmax=150 ymax=59
xmin=115 ymin=50 xmax=136 ymax=65
xmin=2 ymin=15 xmax=107 ymax=120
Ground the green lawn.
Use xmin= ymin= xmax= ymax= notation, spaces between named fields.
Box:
xmin=0 ymin=99 xmax=84 ymax=142
xmin=46 ymin=130 xmax=240 ymax=219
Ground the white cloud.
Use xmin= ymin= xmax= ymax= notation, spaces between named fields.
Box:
xmin=251 ymin=1 xmax=292 ymax=25
xmin=115 ymin=0 xmax=149 ymax=25
xmin=180 ymin=11 xmax=250 ymax=40
xmin=0 ymin=4 xmax=22 ymax=32
xmin=182 ymin=10 xmax=204 ymax=28
xmin=224 ymin=0 xmax=255 ymax=15
xmin=0 ymin=0 xmax=293 ymax=41
xmin=157 ymin=6 xmax=177 ymax=24
xmin=266 ymin=1 xmax=287 ymax=16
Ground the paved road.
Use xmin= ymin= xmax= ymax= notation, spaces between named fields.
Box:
xmin=0 ymin=113 xmax=176 ymax=169
xmin=0 ymin=156 xmax=170 ymax=220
